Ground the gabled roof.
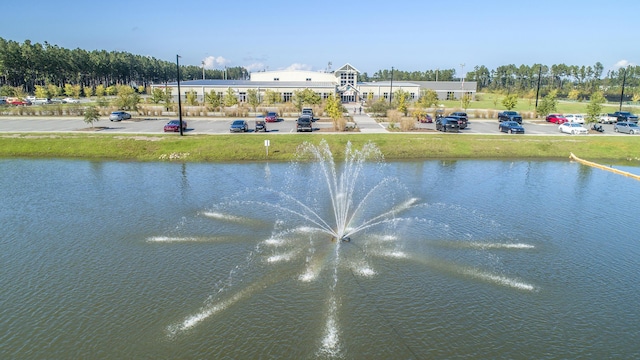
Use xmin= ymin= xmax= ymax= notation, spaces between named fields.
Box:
xmin=335 ymin=63 xmax=360 ymax=74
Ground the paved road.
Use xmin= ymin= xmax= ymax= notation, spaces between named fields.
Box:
xmin=0 ymin=114 xmax=628 ymax=136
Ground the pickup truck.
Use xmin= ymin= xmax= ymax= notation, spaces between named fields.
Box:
xmin=599 ymin=113 xmax=617 ymax=124
xmin=611 ymin=111 xmax=638 ymax=123
xmin=296 ymin=115 xmax=313 ymax=132
xmin=497 ymin=110 xmax=522 ymax=124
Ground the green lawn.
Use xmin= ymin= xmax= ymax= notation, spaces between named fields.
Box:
xmin=438 ymin=92 xmax=633 ymax=116
xmin=1 ymin=132 xmax=639 ymax=163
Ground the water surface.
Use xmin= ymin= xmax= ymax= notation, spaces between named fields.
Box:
xmin=1 ymin=158 xmax=638 ymax=359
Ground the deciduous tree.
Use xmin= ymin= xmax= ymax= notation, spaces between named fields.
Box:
xmin=224 ymin=87 xmax=238 ymax=107
xmin=83 ymin=106 xmax=100 ymax=128
xmin=586 ymin=91 xmax=605 ymax=123
xmin=502 ymin=94 xmax=518 ymax=110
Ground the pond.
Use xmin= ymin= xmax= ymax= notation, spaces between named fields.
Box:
xmin=1 ymin=148 xmax=639 ymax=359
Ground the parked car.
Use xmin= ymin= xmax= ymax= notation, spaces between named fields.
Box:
xmin=301 ymin=107 xmax=316 ymax=120
xmin=62 ymin=98 xmax=80 ymax=104
xmin=296 ymin=115 xmax=313 ymax=132
xmin=450 ymin=111 xmax=468 ymax=122
xmin=265 ymin=112 xmax=278 ymax=122
xmin=229 ymin=120 xmax=248 ymax=132
xmin=5 ymin=97 xmax=30 ymax=106
xmin=164 ymin=120 xmax=187 ymax=132
xmin=559 ymin=122 xmax=588 ymax=135
xmin=255 ymin=120 xmax=267 ymax=132
xmin=564 ymin=114 xmax=585 ymax=124
xmin=614 ymin=122 xmax=640 ymax=134
xmin=599 ymin=113 xmax=617 ymax=124
xmin=497 ymin=110 xmax=523 ymax=123
xmin=546 ymin=114 xmax=568 ymax=124
xmin=109 ymin=111 xmax=131 ymax=121
xmin=32 ymin=98 xmax=52 ymax=105
xmin=611 ymin=111 xmax=638 ymax=123
xmin=499 ymin=121 xmax=525 ymax=134
xmin=435 ymin=117 xmax=460 ymax=132
xmin=418 ymin=114 xmax=433 ymax=123
xmin=448 ymin=113 xmax=468 ymax=129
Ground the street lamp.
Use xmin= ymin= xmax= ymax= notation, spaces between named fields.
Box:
xmin=176 ymin=54 xmax=183 ymax=136
xmin=389 ymin=66 xmax=394 ymax=105
xmin=201 ymin=61 xmax=205 ymax=80
xmin=460 ymin=63 xmax=465 ymax=107
xmin=535 ymin=65 xmax=542 ymax=112
xmin=620 ymin=66 xmax=629 ymax=111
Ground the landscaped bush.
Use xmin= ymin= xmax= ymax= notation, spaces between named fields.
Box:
xmin=400 ymin=118 xmax=415 ymax=131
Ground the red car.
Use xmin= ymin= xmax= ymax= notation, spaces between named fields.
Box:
xmin=418 ymin=114 xmax=433 ymax=123
xmin=265 ymin=112 xmax=278 ymax=122
xmin=5 ymin=97 xmax=30 ymax=106
xmin=546 ymin=114 xmax=568 ymax=124
xmin=163 ymin=120 xmax=187 ymax=132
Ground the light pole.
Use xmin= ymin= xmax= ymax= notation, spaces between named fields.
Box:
xmin=389 ymin=66 xmax=394 ymax=105
xmin=176 ymin=54 xmax=183 ymax=136
xmin=620 ymin=66 xmax=629 ymax=111
xmin=201 ymin=61 xmax=205 ymax=80
xmin=460 ymin=63 xmax=465 ymax=107
xmin=535 ymin=65 xmax=542 ymax=112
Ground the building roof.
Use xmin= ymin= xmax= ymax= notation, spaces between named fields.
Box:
xmin=360 ymin=81 xmax=422 ymax=87
xmin=166 ymin=79 xmax=336 ymax=89
xmin=410 ymin=81 xmax=478 ymax=91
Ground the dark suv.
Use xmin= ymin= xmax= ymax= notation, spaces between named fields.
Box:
xmin=449 ymin=112 xmax=468 ymax=129
xmin=436 ymin=117 xmax=460 ymax=132
xmin=296 ymin=115 xmax=313 ymax=132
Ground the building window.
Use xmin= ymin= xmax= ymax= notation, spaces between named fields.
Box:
xmin=383 ymin=92 xmax=389 ymax=99
xmin=322 ymin=93 xmax=330 ymax=99
xmin=410 ymin=93 xmax=415 ymax=99
xmin=238 ymin=92 xmax=246 ymax=102
xmin=446 ymin=91 xmax=455 ymax=100
xmin=274 ymin=78 xmax=279 ymax=81
xmin=362 ymin=92 xmax=368 ymax=99
xmin=306 ymin=78 xmax=312 ymax=81
xmin=283 ymin=92 xmax=292 ymax=102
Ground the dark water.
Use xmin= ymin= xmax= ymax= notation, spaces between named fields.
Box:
xmin=1 ymin=158 xmax=639 ymax=359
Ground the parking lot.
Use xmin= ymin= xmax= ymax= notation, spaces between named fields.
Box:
xmin=0 ymin=115 xmax=632 ymax=136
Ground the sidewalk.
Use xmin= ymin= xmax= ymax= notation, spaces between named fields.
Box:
xmin=347 ymin=105 xmax=387 ymax=133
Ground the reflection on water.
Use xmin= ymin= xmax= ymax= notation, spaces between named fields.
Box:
xmin=1 ymin=156 xmax=639 ymax=359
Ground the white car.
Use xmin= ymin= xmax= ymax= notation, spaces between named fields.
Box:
xmin=62 ymin=98 xmax=80 ymax=104
xmin=559 ymin=122 xmax=588 ymax=135
xmin=564 ymin=114 xmax=584 ymax=124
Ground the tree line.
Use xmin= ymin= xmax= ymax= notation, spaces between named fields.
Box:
xmin=361 ymin=63 xmax=639 ymax=102
xmin=0 ymin=37 xmax=246 ymax=94
xmin=1 ymin=37 xmax=637 ymax=102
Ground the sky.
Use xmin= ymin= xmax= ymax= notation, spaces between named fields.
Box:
xmin=3 ymin=0 xmax=638 ymax=77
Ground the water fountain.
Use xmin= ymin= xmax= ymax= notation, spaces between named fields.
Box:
xmin=157 ymin=140 xmax=536 ymax=357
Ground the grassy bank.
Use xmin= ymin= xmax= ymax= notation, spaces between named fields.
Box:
xmin=1 ymin=132 xmax=639 ymax=163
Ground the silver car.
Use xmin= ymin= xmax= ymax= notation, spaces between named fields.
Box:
xmin=109 ymin=111 xmax=131 ymax=121
xmin=614 ymin=122 xmax=640 ymax=134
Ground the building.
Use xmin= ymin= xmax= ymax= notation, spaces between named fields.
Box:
xmin=151 ymin=63 xmax=476 ymax=104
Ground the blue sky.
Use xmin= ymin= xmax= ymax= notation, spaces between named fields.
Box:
xmin=3 ymin=0 xmax=637 ymax=76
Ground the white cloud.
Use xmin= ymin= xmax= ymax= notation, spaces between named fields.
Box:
xmin=203 ymin=55 xmax=230 ymax=69
xmin=284 ymin=63 xmax=313 ymax=71
xmin=244 ymin=62 xmax=266 ymax=72
xmin=612 ymin=59 xmax=635 ymax=69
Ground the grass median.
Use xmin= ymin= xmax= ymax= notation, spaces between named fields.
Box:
xmin=1 ymin=132 xmax=639 ymax=163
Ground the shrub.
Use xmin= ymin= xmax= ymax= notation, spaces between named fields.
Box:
xmin=400 ymin=118 xmax=415 ymax=131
